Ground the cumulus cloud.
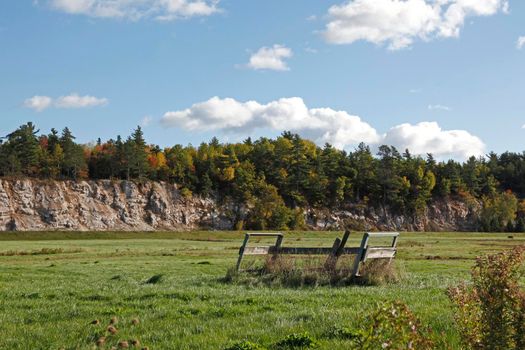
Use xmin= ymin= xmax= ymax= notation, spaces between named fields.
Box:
xmin=517 ymin=36 xmax=525 ymax=50
xmin=245 ymin=45 xmax=293 ymax=71
xmin=23 ymin=93 xmax=108 ymax=111
xmin=160 ymin=96 xmax=485 ymax=159
xmin=24 ymin=95 xmax=53 ymax=112
xmin=382 ymin=122 xmax=484 ymax=159
xmin=55 ymin=93 xmax=108 ymax=108
xmin=323 ymin=0 xmax=509 ymax=50
xmin=428 ymin=104 xmax=451 ymax=111
xmin=48 ymin=0 xmax=220 ymax=20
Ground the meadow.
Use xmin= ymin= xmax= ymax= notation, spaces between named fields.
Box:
xmin=0 ymin=231 xmax=523 ymax=349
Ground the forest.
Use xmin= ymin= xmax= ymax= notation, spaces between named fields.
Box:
xmin=1 ymin=122 xmax=524 ymax=232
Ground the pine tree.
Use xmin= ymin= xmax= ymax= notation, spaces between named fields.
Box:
xmin=60 ymin=127 xmax=86 ymax=179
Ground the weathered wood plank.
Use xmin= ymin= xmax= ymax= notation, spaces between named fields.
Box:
xmin=243 ymin=246 xmax=272 ymax=255
xmin=246 ymin=233 xmax=284 ymax=237
xmin=364 ymin=247 xmax=397 ymax=260
xmin=269 ymin=247 xmax=361 ymax=255
xmin=366 ymin=232 xmax=400 ymax=238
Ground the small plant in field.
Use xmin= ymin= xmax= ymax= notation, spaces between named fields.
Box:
xmin=326 ymin=325 xmax=359 ymax=340
xmin=275 ymin=332 xmax=318 ymax=348
xmin=90 ymin=315 xmax=148 ymax=349
xmin=223 ymin=340 xmax=265 ymax=350
xmin=448 ymin=246 xmax=525 ymax=349
xmin=144 ymin=274 xmax=164 ymax=284
xmin=327 ymin=302 xmax=434 ymax=349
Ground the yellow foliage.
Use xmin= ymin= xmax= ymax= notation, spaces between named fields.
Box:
xmin=221 ymin=167 xmax=235 ymax=182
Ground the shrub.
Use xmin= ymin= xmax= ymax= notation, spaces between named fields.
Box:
xmin=448 ymin=246 xmax=525 ymax=349
xmin=326 ymin=325 xmax=359 ymax=340
xmin=275 ymin=332 xmax=317 ymax=349
xmin=180 ymin=187 xmax=192 ymax=198
xmin=343 ymin=301 xmax=435 ymax=349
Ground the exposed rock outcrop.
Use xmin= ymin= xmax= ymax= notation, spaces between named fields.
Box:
xmin=0 ymin=179 xmax=232 ymax=231
xmin=306 ymin=199 xmax=480 ymax=232
xmin=0 ymin=179 xmax=480 ymax=232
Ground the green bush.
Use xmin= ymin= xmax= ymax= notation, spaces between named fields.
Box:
xmin=340 ymin=301 xmax=434 ymax=349
xmin=448 ymin=246 xmax=525 ymax=349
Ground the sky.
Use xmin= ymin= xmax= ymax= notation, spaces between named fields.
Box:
xmin=0 ymin=0 xmax=524 ymax=160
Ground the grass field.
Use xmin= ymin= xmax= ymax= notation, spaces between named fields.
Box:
xmin=0 ymin=231 xmax=523 ymax=349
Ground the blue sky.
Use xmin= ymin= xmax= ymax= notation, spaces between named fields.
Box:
xmin=0 ymin=0 xmax=523 ymax=160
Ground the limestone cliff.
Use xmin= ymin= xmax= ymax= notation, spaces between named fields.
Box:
xmin=0 ymin=179 xmax=480 ymax=232
xmin=0 ymin=179 xmax=232 ymax=231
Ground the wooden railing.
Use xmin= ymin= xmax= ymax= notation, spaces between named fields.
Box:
xmin=236 ymin=231 xmax=399 ymax=278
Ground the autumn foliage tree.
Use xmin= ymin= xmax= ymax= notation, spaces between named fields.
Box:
xmin=2 ymin=122 xmax=525 ymax=230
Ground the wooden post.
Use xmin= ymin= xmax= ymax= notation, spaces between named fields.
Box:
xmin=389 ymin=234 xmax=399 ymax=264
xmin=324 ymin=230 xmax=350 ymax=270
xmin=335 ymin=230 xmax=351 ymax=257
xmin=351 ymin=232 xmax=370 ymax=277
xmin=236 ymin=234 xmax=250 ymax=271
xmin=324 ymin=237 xmax=341 ymax=270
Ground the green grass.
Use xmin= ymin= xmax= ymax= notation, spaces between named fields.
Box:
xmin=0 ymin=231 xmax=523 ymax=349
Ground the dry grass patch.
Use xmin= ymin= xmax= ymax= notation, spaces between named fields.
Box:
xmin=0 ymin=247 xmax=84 ymax=256
xmin=225 ymin=255 xmax=404 ymax=287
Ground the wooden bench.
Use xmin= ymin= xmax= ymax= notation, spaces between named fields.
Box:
xmin=236 ymin=231 xmax=399 ymax=278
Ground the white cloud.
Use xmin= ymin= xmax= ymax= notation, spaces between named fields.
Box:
xmin=161 ymin=96 xmax=485 ymax=159
xmin=141 ymin=116 xmax=153 ymax=127
xmin=323 ymin=0 xmax=509 ymax=50
xmin=428 ymin=104 xmax=451 ymax=111
xmin=24 ymin=95 xmax=53 ymax=112
xmin=54 ymin=93 xmax=108 ymax=108
xmin=245 ymin=45 xmax=293 ymax=71
xmin=517 ymin=36 xmax=525 ymax=50
xmin=382 ymin=122 xmax=484 ymax=159
xmin=23 ymin=93 xmax=108 ymax=111
xmin=49 ymin=0 xmax=220 ymax=20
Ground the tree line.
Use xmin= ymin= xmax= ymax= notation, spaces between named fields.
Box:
xmin=1 ymin=122 xmax=524 ymax=231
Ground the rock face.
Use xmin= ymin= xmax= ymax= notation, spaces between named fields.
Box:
xmin=0 ymin=179 xmax=232 ymax=231
xmin=0 ymin=179 xmax=480 ymax=232
xmin=306 ymin=199 xmax=480 ymax=232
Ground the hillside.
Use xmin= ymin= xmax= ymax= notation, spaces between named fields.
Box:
xmin=0 ymin=179 xmax=479 ymax=232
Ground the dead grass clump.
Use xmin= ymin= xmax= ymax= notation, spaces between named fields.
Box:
xmin=107 ymin=325 xmax=118 ymax=335
xmin=0 ymin=247 xmax=84 ymax=256
xmin=227 ymin=255 xmax=404 ymax=287
xmin=358 ymin=259 xmax=406 ymax=286
xmin=89 ymin=315 xmax=148 ymax=349
xmin=118 ymin=340 xmax=129 ymax=348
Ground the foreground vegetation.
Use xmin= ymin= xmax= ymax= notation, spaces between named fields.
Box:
xmin=2 ymin=123 xmax=525 ymax=231
xmin=1 ymin=231 xmax=525 ymax=349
